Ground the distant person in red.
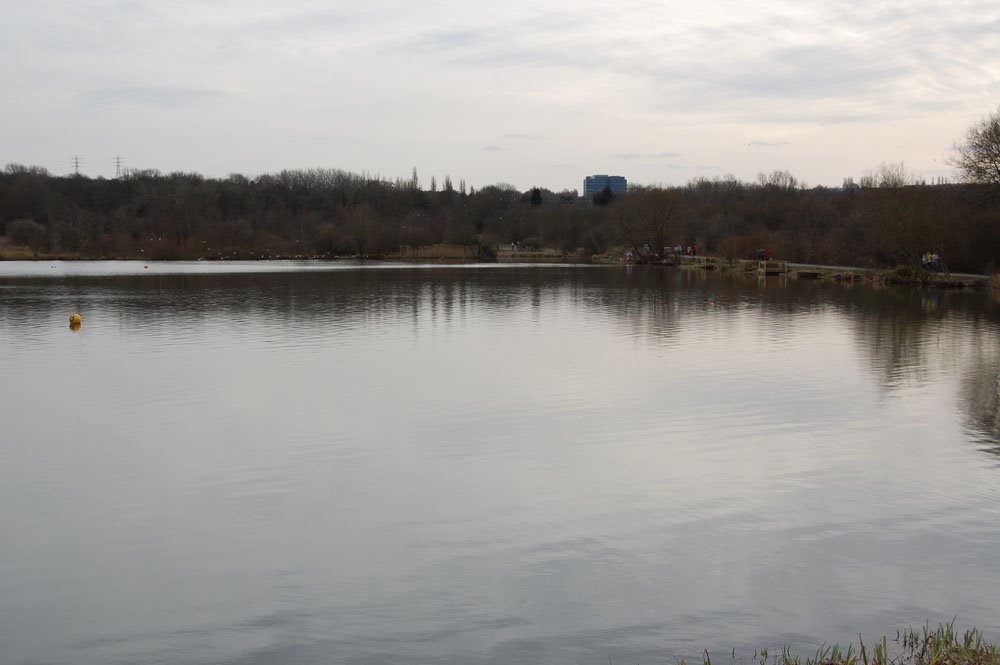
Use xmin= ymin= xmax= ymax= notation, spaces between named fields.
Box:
xmin=764 ymin=248 xmax=771 ymax=260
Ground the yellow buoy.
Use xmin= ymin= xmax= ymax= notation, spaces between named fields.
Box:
xmin=69 ymin=313 xmax=81 ymax=325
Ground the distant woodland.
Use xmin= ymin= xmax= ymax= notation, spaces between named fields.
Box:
xmin=1 ymin=164 xmax=998 ymax=273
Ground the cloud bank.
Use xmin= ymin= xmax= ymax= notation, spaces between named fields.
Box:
xmin=2 ymin=0 xmax=998 ymax=190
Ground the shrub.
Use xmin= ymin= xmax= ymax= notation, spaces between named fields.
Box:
xmin=6 ymin=218 xmax=47 ymax=248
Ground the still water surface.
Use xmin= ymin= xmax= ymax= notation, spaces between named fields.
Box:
xmin=1 ymin=261 xmax=999 ymax=665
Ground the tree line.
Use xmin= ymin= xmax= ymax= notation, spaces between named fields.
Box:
xmin=1 ymin=163 xmax=997 ymax=272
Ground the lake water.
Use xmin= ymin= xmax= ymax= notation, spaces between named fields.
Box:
xmin=1 ymin=261 xmax=999 ymax=665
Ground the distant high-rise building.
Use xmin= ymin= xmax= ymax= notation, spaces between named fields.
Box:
xmin=583 ymin=174 xmax=627 ymax=197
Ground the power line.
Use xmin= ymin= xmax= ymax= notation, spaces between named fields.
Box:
xmin=71 ymin=156 xmax=82 ymax=176
xmin=113 ymin=155 xmax=124 ymax=178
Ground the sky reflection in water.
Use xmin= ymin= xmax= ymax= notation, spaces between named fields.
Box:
xmin=0 ymin=263 xmax=998 ymax=665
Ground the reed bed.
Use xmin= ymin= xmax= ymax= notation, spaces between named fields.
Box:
xmin=675 ymin=623 xmax=1000 ymax=665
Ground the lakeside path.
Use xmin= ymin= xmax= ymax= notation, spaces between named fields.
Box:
xmin=677 ymin=255 xmax=992 ymax=287
xmin=788 ymin=262 xmax=989 ymax=280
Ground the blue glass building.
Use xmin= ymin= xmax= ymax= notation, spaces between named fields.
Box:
xmin=583 ymin=174 xmax=627 ymax=197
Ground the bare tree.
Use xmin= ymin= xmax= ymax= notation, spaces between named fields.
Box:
xmin=757 ymin=170 xmax=798 ymax=190
xmin=950 ymin=106 xmax=1000 ymax=187
xmin=860 ymin=161 xmax=912 ymax=188
xmin=614 ymin=190 xmax=673 ymax=262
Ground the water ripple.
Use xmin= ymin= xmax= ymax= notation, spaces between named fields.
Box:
xmin=1 ymin=264 xmax=999 ymax=665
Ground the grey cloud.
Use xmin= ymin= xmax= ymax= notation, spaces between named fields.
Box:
xmin=407 ymin=28 xmax=488 ymax=52
xmin=704 ymin=44 xmax=904 ymax=100
xmin=614 ymin=6 xmax=997 ymax=119
xmin=88 ymin=87 xmax=228 ymax=108
xmin=251 ymin=10 xmax=357 ymax=33
xmin=611 ymin=152 xmax=682 ymax=159
xmin=484 ymin=145 xmax=502 ymax=151
xmin=396 ymin=7 xmax=926 ymax=128
xmin=955 ymin=16 xmax=1000 ymax=39
xmin=457 ymin=37 xmax=632 ymax=71
xmin=633 ymin=47 xmax=909 ymax=124
xmin=640 ymin=163 xmax=686 ymax=169
xmin=401 ymin=6 xmax=602 ymax=58
xmin=398 ymin=21 xmax=633 ymax=73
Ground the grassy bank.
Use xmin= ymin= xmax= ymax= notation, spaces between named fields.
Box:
xmin=675 ymin=623 xmax=999 ymax=665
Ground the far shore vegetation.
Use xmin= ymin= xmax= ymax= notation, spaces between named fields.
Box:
xmin=669 ymin=623 xmax=1000 ymax=665
xmin=2 ymin=109 xmax=998 ymax=282
xmin=1 ymin=164 xmax=997 ymax=273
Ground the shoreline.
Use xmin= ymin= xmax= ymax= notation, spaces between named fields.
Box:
xmin=0 ymin=248 xmax=993 ymax=291
xmin=674 ymin=623 xmax=1000 ymax=665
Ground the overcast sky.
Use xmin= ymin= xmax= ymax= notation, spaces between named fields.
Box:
xmin=2 ymin=0 xmax=998 ymax=191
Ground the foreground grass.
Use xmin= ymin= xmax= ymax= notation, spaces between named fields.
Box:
xmin=678 ymin=623 xmax=999 ymax=665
